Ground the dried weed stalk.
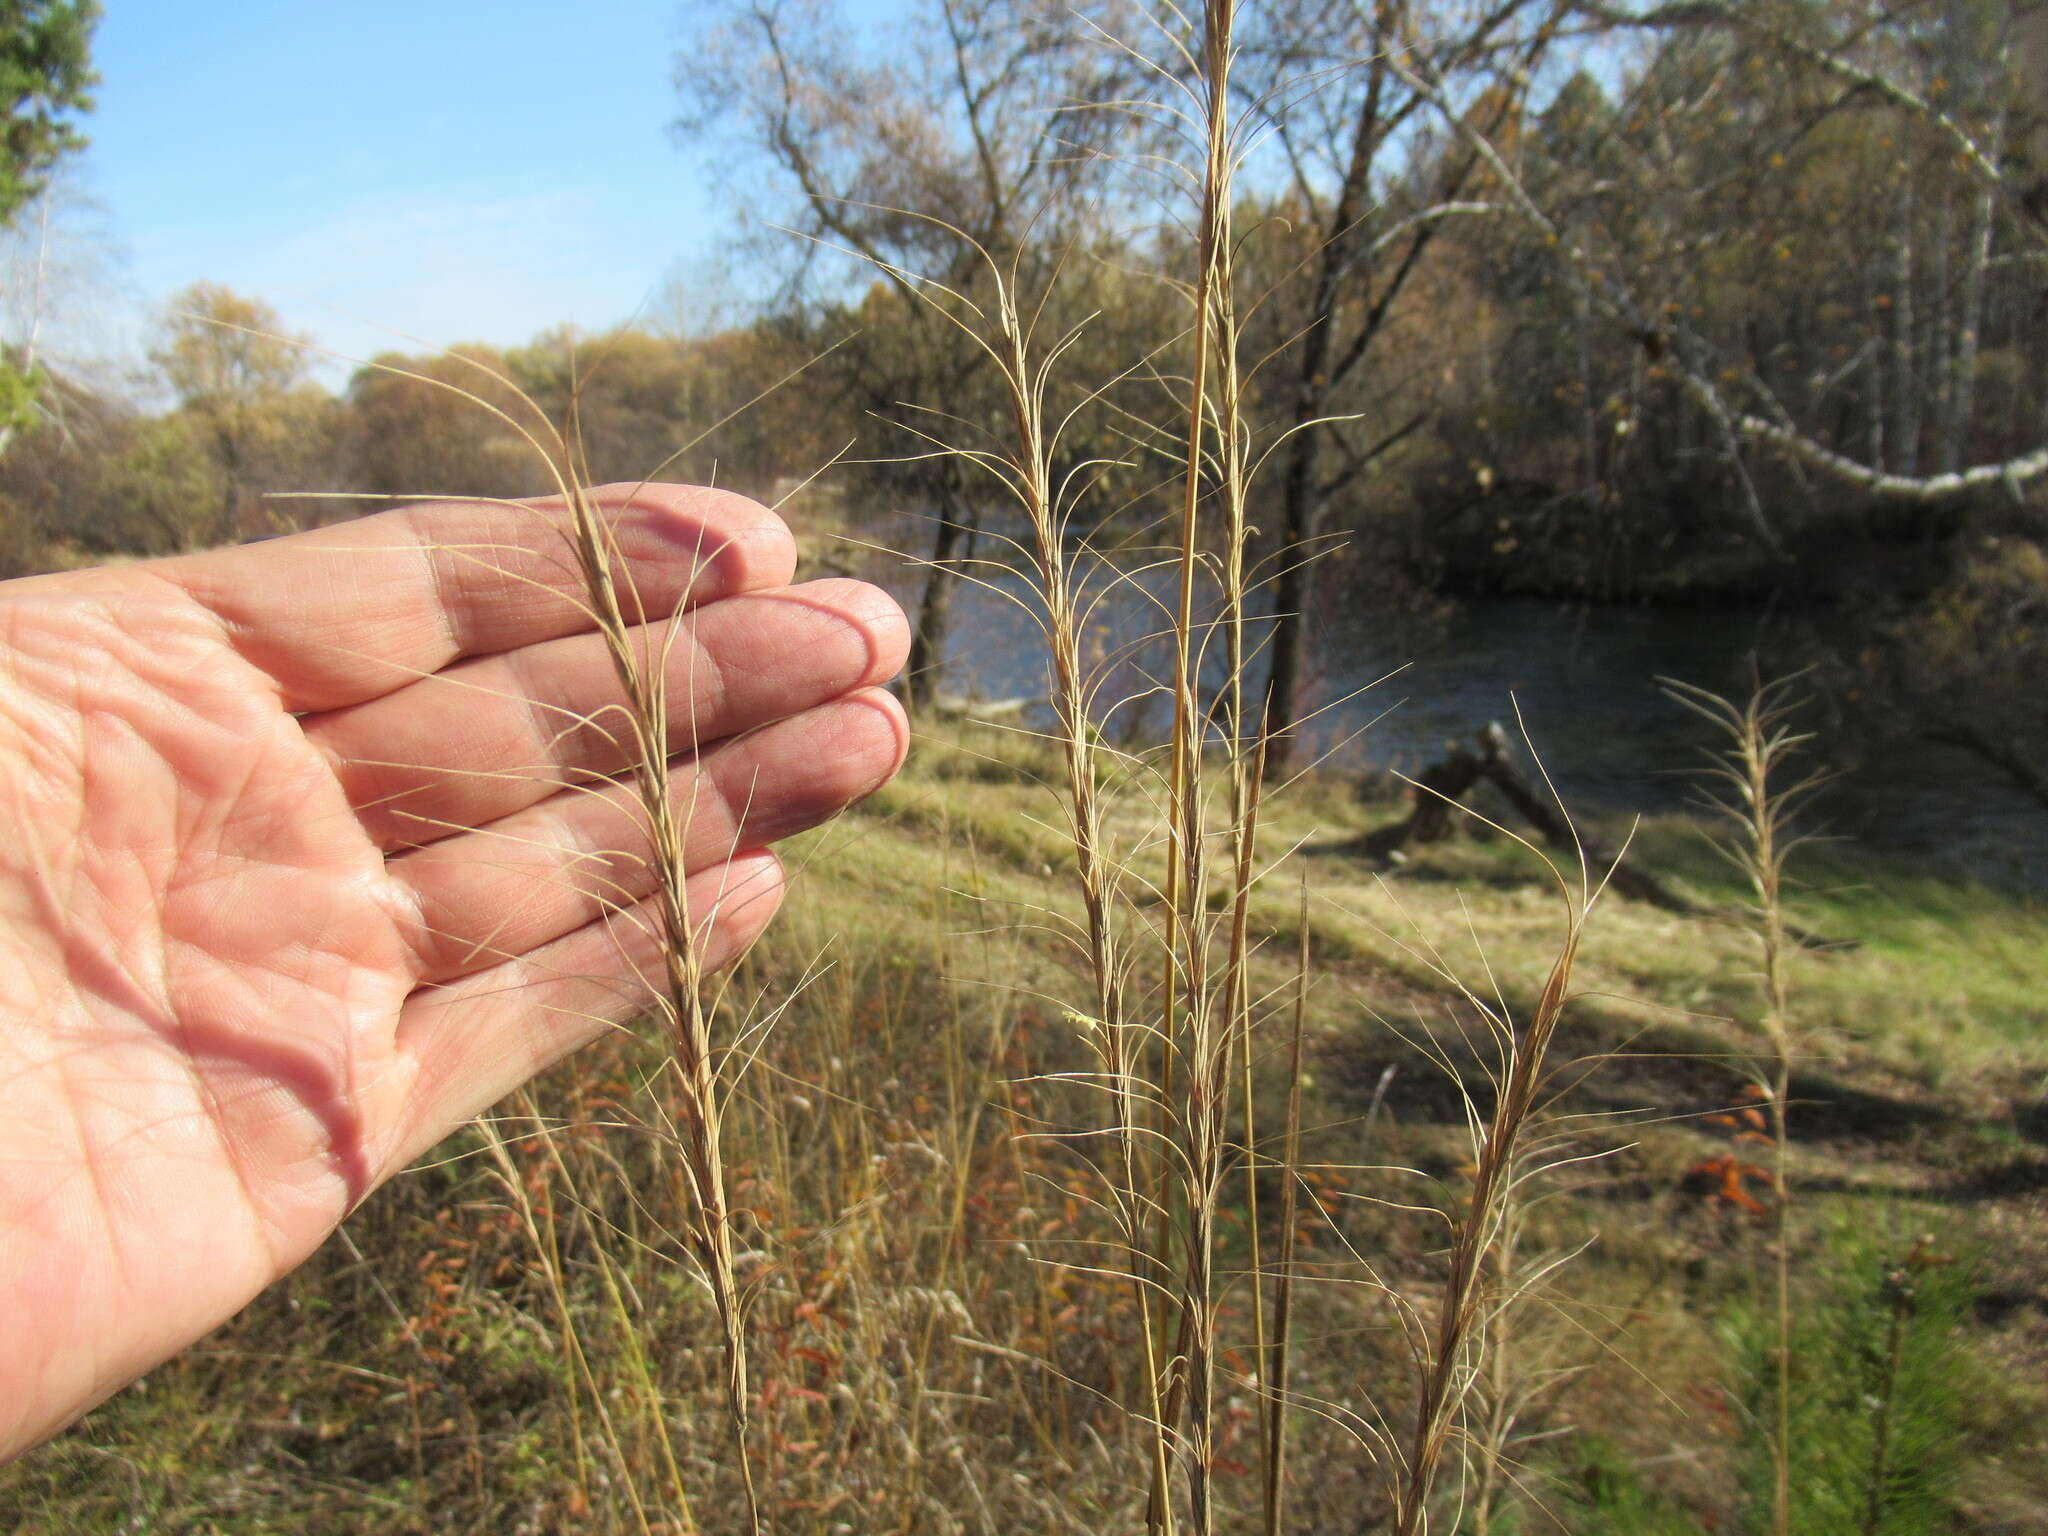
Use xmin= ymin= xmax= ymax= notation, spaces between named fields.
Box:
xmin=1663 ymin=672 xmax=1824 ymax=1536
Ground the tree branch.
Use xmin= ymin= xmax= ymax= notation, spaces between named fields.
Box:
xmin=1568 ymin=0 xmax=2021 ymax=215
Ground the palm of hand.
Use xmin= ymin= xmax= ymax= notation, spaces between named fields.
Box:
xmin=2 ymin=586 xmax=419 ymax=1439
xmin=0 ymin=487 xmax=909 ymax=1458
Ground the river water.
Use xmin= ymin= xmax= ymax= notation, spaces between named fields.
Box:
xmin=863 ymin=521 xmax=2048 ymax=892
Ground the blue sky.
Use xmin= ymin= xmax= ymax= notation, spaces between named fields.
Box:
xmin=65 ymin=0 xmax=782 ymax=382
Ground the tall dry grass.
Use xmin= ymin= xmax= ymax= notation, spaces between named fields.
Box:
xmin=1662 ymin=672 xmax=1823 ymax=1536
xmin=785 ymin=1 xmax=1614 ymax=1528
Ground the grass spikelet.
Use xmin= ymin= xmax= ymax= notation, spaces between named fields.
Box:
xmin=1662 ymin=670 xmax=1825 ymax=1536
xmin=1389 ymin=840 xmax=1594 ymax=1536
xmin=551 ymin=465 xmax=763 ymax=1535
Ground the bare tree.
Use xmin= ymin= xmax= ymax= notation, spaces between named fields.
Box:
xmin=0 ymin=178 xmax=116 ymax=462
xmin=678 ymin=0 xmax=1134 ymax=712
xmin=1225 ymin=0 xmax=1570 ymax=776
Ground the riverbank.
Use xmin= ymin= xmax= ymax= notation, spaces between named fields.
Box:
xmin=6 ymin=717 xmax=2043 ymax=1533
xmin=1409 ymin=475 xmax=1994 ymax=604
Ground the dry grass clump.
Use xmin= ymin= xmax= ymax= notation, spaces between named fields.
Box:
xmin=1661 ymin=673 xmax=1823 ymax=1536
xmin=238 ymin=0 xmax=1610 ymax=1525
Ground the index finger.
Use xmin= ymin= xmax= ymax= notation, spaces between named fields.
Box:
xmin=145 ymin=484 xmax=798 ymax=712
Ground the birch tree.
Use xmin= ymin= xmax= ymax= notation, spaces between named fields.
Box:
xmin=1440 ymin=0 xmax=2048 ymax=518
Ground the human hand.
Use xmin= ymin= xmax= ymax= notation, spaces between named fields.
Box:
xmin=0 ymin=484 xmax=909 ymax=1459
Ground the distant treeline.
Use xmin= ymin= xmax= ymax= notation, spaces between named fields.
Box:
xmin=0 ymin=291 xmax=826 ymax=572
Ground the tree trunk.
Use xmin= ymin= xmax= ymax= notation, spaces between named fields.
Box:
xmin=903 ymin=487 xmax=977 ymax=716
xmin=1865 ymin=263 xmax=1886 ymax=472
xmin=213 ymin=412 xmax=244 ymax=549
xmin=1253 ymin=20 xmax=1540 ymax=781
xmin=1576 ymin=261 xmax=1600 ymax=497
xmin=1939 ymin=21 xmax=2008 ymax=475
xmin=1890 ymin=172 xmax=1918 ymax=476
xmin=1944 ymin=169 xmax=1998 ymax=476
xmin=1931 ymin=189 xmax=1954 ymax=469
xmin=1260 ymin=444 xmax=1321 ymax=780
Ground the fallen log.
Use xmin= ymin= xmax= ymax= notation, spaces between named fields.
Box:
xmin=1342 ymin=723 xmax=1856 ymax=949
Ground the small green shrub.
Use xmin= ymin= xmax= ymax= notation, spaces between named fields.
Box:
xmin=1541 ymin=1435 xmax=1705 ymax=1536
xmin=1727 ymin=1219 xmax=1978 ymax=1536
